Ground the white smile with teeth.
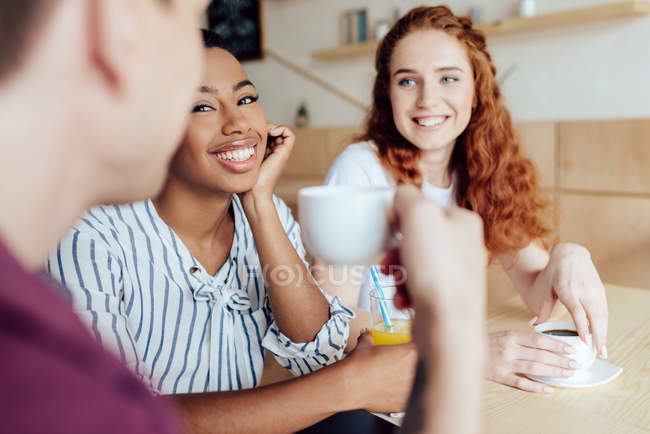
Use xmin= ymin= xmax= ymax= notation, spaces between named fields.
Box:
xmin=415 ymin=116 xmax=446 ymax=127
xmin=215 ymin=147 xmax=255 ymax=162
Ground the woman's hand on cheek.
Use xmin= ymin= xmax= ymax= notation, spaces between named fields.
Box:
xmin=244 ymin=123 xmax=295 ymax=201
xmin=531 ymin=243 xmax=608 ymax=359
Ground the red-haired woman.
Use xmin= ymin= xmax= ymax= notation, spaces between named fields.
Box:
xmin=323 ymin=6 xmax=608 ymax=393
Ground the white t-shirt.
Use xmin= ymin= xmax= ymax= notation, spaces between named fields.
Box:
xmin=325 ymin=141 xmax=456 ymax=310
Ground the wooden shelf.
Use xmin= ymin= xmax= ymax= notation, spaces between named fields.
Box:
xmin=482 ymin=0 xmax=650 ymax=36
xmin=311 ymin=1 xmax=650 ymax=60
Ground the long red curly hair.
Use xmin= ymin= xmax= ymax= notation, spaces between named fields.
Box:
xmin=361 ymin=5 xmax=553 ymax=254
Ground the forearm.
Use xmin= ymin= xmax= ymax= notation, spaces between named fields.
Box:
xmin=170 ymin=362 xmax=353 ymax=434
xmin=497 ymin=243 xmax=549 ymax=312
xmin=242 ymin=196 xmax=330 ymax=342
xmin=345 ymin=308 xmax=369 ymax=351
xmin=310 ymin=260 xmax=366 ymax=352
xmin=402 ymin=302 xmax=485 ymax=434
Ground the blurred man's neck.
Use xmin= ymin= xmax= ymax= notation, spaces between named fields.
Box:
xmin=0 ymin=81 xmax=90 ymax=271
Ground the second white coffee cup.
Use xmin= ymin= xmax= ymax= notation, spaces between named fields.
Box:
xmin=534 ymin=321 xmax=596 ymax=378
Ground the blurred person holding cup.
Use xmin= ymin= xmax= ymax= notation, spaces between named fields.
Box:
xmin=301 ymin=183 xmax=488 ymax=433
xmin=385 ymin=184 xmax=487 ymax=434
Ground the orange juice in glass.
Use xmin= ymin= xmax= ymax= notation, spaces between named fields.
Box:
xmin=369 ymin=288 xmax=412 ymax=345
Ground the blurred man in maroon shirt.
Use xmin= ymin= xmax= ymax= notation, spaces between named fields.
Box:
xmin=0 ymin=1 xmax=208 ymax=433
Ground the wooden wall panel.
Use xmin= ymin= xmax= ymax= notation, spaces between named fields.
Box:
xmin=515 ymin=122 xmax=556 ymax=189
xmin=277 ymin=126 xmax=361 ymax=212
xmin=275 ymin=176 xmax=322 ymax=212
xmin=278 ymin=120 xmax=650 ymax=291
xmin=287 ymin=127 xmax=360 ymax=177
xmin=289 ymin=122 xmax=558 ymax=187
xmin=559 ymin=119 xmax=650 ymax=194
xmin=558 ymin=193 xmax=650 ymax=289
xmin=285 ymin=128 xmax=329 ymax=176
xmin=322 ymin=126 xmax=362 ymax=168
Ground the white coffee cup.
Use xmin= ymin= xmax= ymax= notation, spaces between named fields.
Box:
xmin=534 ymin=321 xmax=596 ymax=378
xmin=298 ymin=186 xmax=395 ymax=264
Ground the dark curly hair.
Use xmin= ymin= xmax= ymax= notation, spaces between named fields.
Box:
xmin=201 ymin=28 xmax=230 ymax=50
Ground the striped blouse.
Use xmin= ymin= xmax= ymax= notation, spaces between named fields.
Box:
xmin=47 ymin=194 xmax=353 ymax=394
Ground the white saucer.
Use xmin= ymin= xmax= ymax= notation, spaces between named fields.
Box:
xmin=527 ymin=358 xmax=623 ymax=388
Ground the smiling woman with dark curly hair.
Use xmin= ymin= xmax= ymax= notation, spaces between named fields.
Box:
xmin=323 ymin=5 xmax=609 ymax=394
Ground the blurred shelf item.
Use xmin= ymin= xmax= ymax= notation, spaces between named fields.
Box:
xmin=481 ymin=0 xmax=650 ymax=36
xmin=311 ymin=1 xmax=650 ymax=60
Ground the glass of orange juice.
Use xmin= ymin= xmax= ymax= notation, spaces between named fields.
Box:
xmin=369 ymin=287 xmax=412 ymax=345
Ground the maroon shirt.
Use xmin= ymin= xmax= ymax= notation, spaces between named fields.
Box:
xmin=0 ymin=240 xmax=182 ymax=434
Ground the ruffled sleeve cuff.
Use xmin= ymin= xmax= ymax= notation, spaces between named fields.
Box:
xmin=262 ymin=294 xmax=355 ymax=376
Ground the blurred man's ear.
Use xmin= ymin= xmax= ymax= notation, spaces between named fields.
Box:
xmin=86 ymin=0 xmax=135 ymax=91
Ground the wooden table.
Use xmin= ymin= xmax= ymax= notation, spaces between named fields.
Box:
xmin=485 ymin=283 xmax=650 ymax=433
xmin=261 ymin=283 xmax=649 ymax=432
